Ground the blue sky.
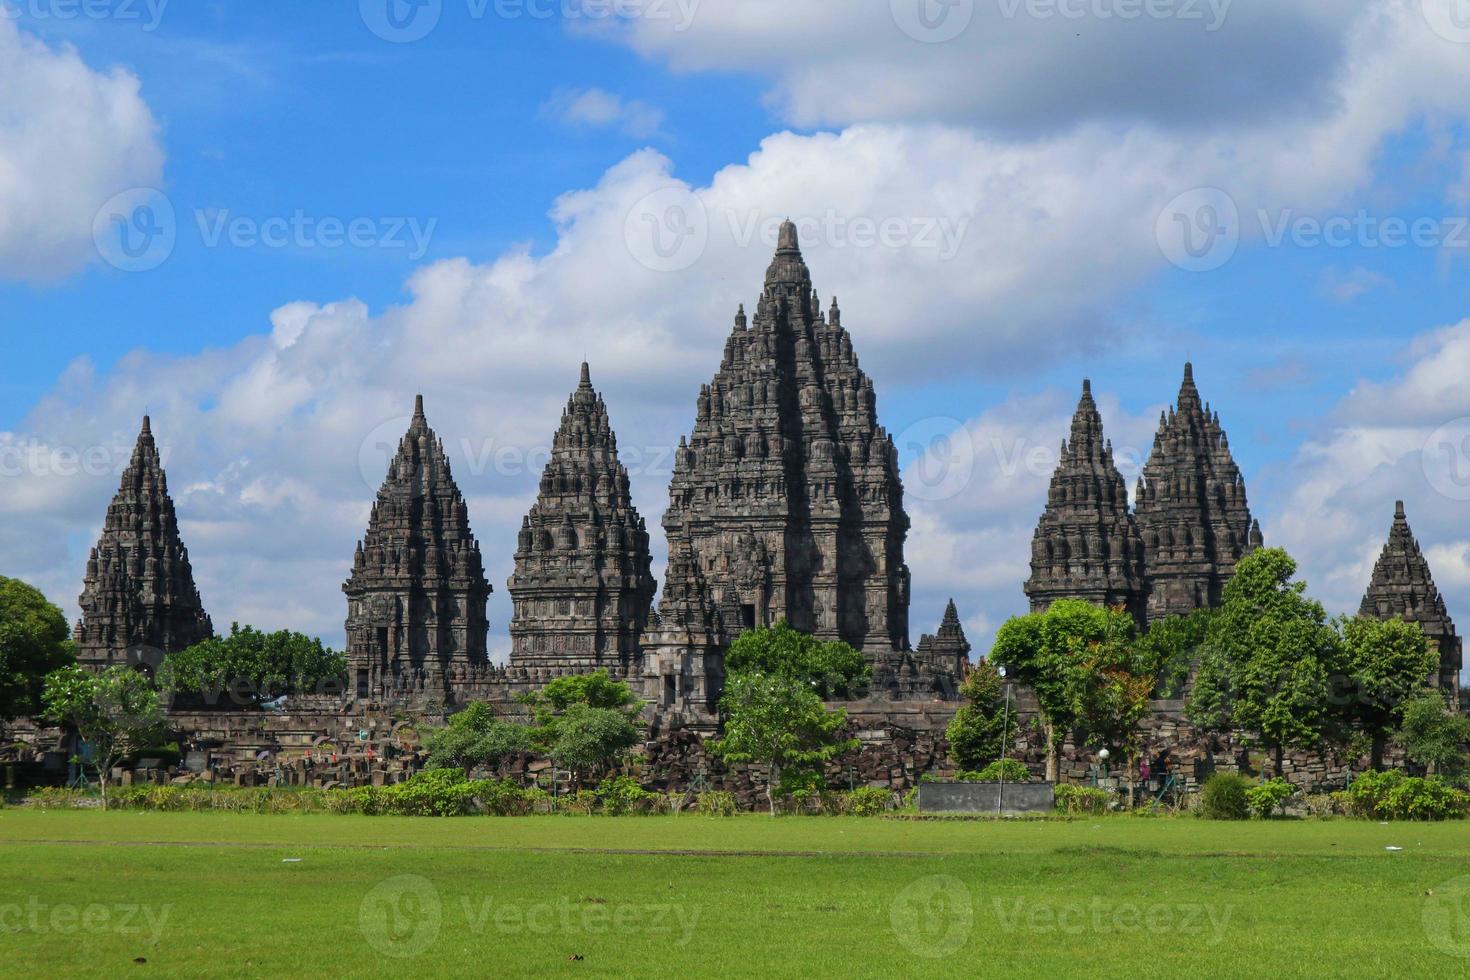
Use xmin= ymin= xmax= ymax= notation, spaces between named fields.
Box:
xmin=5 ymin=2 xmax=1470 ymax=681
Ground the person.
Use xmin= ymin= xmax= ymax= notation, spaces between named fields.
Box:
xmin=1140 ymin=758 xmax=1151 ymax=787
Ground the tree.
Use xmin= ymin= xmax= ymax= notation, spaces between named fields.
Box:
xmin=422 ymin=701 xmax=532 ymax=774
xmin=989 ymin=600 xmax=1148 ymax=782
xmin=0 ymin=576 xmax=75 ymax=724
xmin=158 ymin=623 xmax=346 ymax=708
xmin=546 ymin=705 xmax=641 ymax=787
xmin=710 ymin=673 xmax=859 ymax=815
xmin=42 ymin=665 xmax=166 ymax=810
xmin=1187 ymin=548 xmax=1340 ymax=776
xmin=519 ymin=671 xmax=644 ymax=788
xmin=724 ymin=621 xmax=870 ymax=699
xmin=1136 ymin=609 xmax=1213 ymax=699
xmin=1334 ymin=617 xmax=1437 ymax=769
xmin=945 ymin=659 xmax=1010 ymax=771
xmin=1397 ymin=693 xmax=1470 ymax=776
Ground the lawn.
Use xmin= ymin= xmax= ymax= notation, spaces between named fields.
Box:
xmin=1 ymin=810 xmax=1467 ymax=978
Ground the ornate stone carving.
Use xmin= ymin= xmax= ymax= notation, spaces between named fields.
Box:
xmin=74 ymin=416 xmax=213 ymax=671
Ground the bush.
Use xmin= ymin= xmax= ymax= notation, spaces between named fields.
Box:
xmin=1245 ymin=777 xmax=1294 ymax=819
xmin=1348 ymin=769 xmax=1469 ymax=821
xmin=695 ymin=791 xmax=737 ymax=816
xmin=596 ymin=775 xmax=651 ymax=815
xmin=847 ymin=787 xmax=894 ymax=816
xmin=1199 ymin=773 xmax=1251 ymax=820
xmin=964 ymin=759 xmax=1031 ymax=783
xmin=1054 ymin=784 xmax=1111 ymax=815
xmin=1303 ymin=792 xmax=1347 ymax=818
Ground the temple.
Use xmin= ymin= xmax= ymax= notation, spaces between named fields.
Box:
xmin=1025 ymin=380 xmax=1148 ymax=624
xmin=1134 ymin=363 xmax=1262 ymax=621
xmin=506 ymin=363 xmax=656 ymax=680
xmin=1360 ymin=501 xmax=1463 ymax=695
xmin=74 ymin=416 xmax=214 ymax=672
xmin=641 ymin=221 xmax=914 ymax=706
xmin=343 ymin=396 xmax=491 ymax=702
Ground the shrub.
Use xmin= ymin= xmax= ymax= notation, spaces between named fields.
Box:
xmin=596 ymin=775 xmax=651 ymax=815
xmin=1245 ymin=777 xmax=1294 ymax=819
xmin=695 ymin=791 xmax=737 ymax=816
xmin=558 ymin=790 xmax=599 ymax=816
xmin=1303 ymin=792 xmax=1347 ymax=818
xmin=966 ymin=759 xmax=1031 ymax=783
xmin=1350 ymin=769 xmax=1470 ymax=821
xmin=477 ymin=779 xmax=535 ymax=816
xmin=1199 ymin=773 xmax=1251 ymax=820
xmin=847 ymin=787 xmax=894 ymax=816
xmin=1054 ymin=784 xmax=1111 ymax=815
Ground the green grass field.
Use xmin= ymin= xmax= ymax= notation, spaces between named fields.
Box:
xmin=2 ymin=810 xmax=1468 ymax=978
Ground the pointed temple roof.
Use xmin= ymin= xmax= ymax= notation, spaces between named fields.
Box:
xmin=1360 ymin=500 xmax=1463 ymax=692
xmin=509 ymin=363 xmax=656 ymax=673
xmin=344 ymin=396 xmax=491 ymax=695
xmin=75 ymin=416 xmax=213 ymax=670
xmin=1135 ymin=363 xmax=1261 ymax=622
xmin=1025 ymin=379 xmax=1147 ymax=623
xmin=653 ymin=219 xmax=911 ymax=653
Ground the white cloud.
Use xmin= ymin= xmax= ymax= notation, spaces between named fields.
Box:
xmin=543 ymin=87 xmax=666 ymax=138
xmin=0 ymin=19 xmax=164 ymax=282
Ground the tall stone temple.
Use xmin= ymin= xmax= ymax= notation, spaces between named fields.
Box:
xmin=507 ymin=363 xmax=657 ymax=679
xmin=75 ymin=416 xmax=214 ymax=672
xmin=343 ymin=396 xmax=491 ymax=701
xmin=1134 ymin=363 xmax=1262 ymax=622
xmin=1025 ymin=380 xmax=1148 ymax=624
xmin=642 ymin=221 xmax=913 ymax=707
xmin=1360 ymin=501 xmax=1463 ymax=695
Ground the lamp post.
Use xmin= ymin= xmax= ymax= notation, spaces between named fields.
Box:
xmin=996 ymin=666 xmax=1013 ymax=818
xmin=1098 ymin=747 xmax=1111 ymax=788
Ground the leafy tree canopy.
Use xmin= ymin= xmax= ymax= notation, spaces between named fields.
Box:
xmin=0 ymin=575 xmax=75 ymax=721
xmin=159 ymin=623 xmax=346 ymax=707
xmin=725 ymin=621 xmax=870 ymax=699
xmin=1397 ymin=693 xmax=1470 ymax=777
xmin=422 ymin=701 xmax=532 ymax=773
xmin=42 ymin=664 xmax=167 ymax=809
xmin=945 ymin=659 xmax=1011 ymax=771
xmin=711 ymin=672 xmax=858 ymax=815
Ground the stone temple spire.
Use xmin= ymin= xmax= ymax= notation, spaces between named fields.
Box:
xmin=75 ymin=416 xmax=213 ymax=671
xmin=1135 ymin=363 xmax=1261 ymax=622
xmin=1360 ymin=501 xmax=1462 ymax=694
xmin=644 ymin=221 xmax=914 ymax=707
xmin=1025 ymin=380 xmax=1147 ymax=624
xmin=343 ymin=396 xmax=490 ymax=702
xmin=508 ymin=363 xmax=656 ymax=678
xmin=914 ymin=599 xmax=972 ymax=679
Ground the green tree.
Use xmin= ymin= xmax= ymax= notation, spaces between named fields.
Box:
xmin=1397 ymin=693 xmax=1470 ymax=776
xmin=158 ymin=623 xmax=346 ymax=708
xmin=1187 ymin=548 xmax=1340 ymax=776
xmin=0 ymin=576 xmax=75 ymax=724
xmin=546 ymin=704 xmax=642 ymax=787
xmin=42 ymin=664 xmax=166 ymax=810
xmin=1334 ymin=617 xmax=1437 ymax=769
xmin=520 ymin=668 xmax=641 ymax=721
xmin=422 ymin=701 xmax=532 ymax=774
xmin=710 ymin=673 xmax=859 ymax=815
xmin=989 ymin=600 xmax=1149 ymax=782
xmin=1136 ymin=609 xmax=1213 ymax=699
xmin=725 ymin=621 xmax=870 ymax=699
xmin=945 ymin=659 xmax=1010 ymax=771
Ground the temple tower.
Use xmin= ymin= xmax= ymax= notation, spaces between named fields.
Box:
xmin=507 ymin=363 xmax=656 ymax=678
xmin=74 ymin=416 xmax=213 ymax=671
xmin=915 ymin=599 xmax=972 ymax=679
xmin=343 ymin=396 xmax=491 ymax=702
xmin=1360 ymin=501 xmax=1463 ymax=695
xmin=645 ymin=220 xmax=912 ymax=707
xmin=1025 ymin=380 xmax=1148 ymax=624
xmin=1134 ymin=363 xmax=1262 ymax=622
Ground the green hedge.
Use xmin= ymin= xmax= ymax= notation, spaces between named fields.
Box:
xmin=1346 ymin=770 xmax=1470 ymax=821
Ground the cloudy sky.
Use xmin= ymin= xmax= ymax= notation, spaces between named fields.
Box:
xmin=4 ymin=2 xmax=1470 ymax=681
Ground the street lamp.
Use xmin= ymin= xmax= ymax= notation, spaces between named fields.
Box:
xmin=1098 ymin=747 xmax=1111 ymax=785
xmin=996 ymin=665 xmax=1013 ymax=817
